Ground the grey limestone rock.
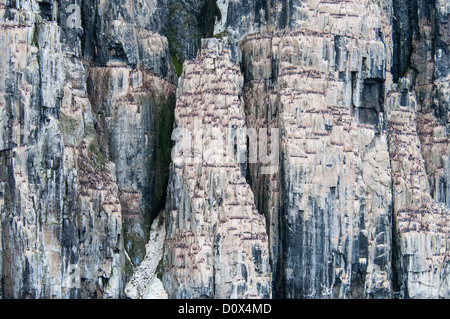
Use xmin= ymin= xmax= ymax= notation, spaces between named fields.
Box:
xmin=1 ymin=0 xmax=450 ymax=300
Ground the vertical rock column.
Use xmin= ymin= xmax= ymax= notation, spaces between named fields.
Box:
xmin=0 ymin=0 xmax=126 ymax=298
xmin=387 ymin=91 xmax=450 ymax=299
xmin=387 ymin=0 xmax=450 ymax=299
xmin=239 ymin=0 xmax=394 ymax=298
xmin=236 ymin=0 xmax=395 ymax=298
xmin=0 ymin=2 xmax=67 ymax=298
xmin=414 ymin=0 xmax=450 ymax=208
xmin=87 ymin=67 xmax=176 ymax=268
xmin=162 ymin=38 xmax=271 ymax=299
xmin=82 ymin=0 xmax=177 ymax=269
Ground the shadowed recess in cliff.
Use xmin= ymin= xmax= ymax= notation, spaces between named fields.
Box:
xmin=86 ymin=67 xmax=176 ymax=270
xmin=168 ymin=0 xmax=221 ymax=76
xmin=392 ymin=0 xmax=437 ymax=83
xmin=38 ymin=0 xmax=55 ymax=21
xmin=392 ymin=0 xmax=416 ymax=83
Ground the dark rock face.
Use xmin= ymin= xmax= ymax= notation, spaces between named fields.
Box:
xmin=167 ymin=0 xmax=222 ymax=76
xmin=0 ymin=0 xmax=175 ymax=298
xmin=86 ymin=67 xmax=175 ymax=267
xmin=1 ymin=0 xmax=450 ymax=299
xmin=233 ymin=0 xmax=394 ymax=299
xmin=82 ymin=0 xmax=170 ymax=73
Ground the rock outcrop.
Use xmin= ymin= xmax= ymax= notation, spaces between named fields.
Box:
xmin=387 ymin=91 xmax=450 ymax=298
xmin=0 ymin=0 xmax=125 ymax=298
xmin=236 ymin=0 xmax=394 ymax=298
xmin=125 ymin=213 xmax=167 ymax=299
xmin=0 ymin=0 xmax=174 ymax=298
xmin=161 ymin=38 xmax=271 ymax=299
xmin=86 ymin=67 xmax=175 ymax=267
xmin=1 ymin=0 xmax=449 ymax=299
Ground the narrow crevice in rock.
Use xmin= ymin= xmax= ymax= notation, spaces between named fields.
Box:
xmin=392 ymin=0 xmax=416 ymax=82
xmin=168 ymin=0 xmax=221 ymax=77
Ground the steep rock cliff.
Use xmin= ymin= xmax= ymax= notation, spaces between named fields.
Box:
xmin=0 ymin=0 xmax=175 ymax=298
xmin=0 ymin=0 xmax=125 ymax=298
xmin=235 ymin=0 xmax=394 ymax=299
xmin=161 ymin=38 xmax=271 ymax=299
xmin=1 ymin=0 xmax=450 ymax=299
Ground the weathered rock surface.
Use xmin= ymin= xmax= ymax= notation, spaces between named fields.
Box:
xmin=0 ymin=0 xmax=174 ymax=298
xmin=0 ymin=1 xmax=125 ymax=298
xmin=81 ymin=0 xmax=177 ymax=269
xmin=168 ymin=0 xmax=222 ymax=75
xmin=87 ymin=66 xmax=175 ymax=267
xmin=237 ymin=0 xmax=394 ymax=298
xmin=162 ymin=38 xmax=271 ymax=298
xmin=389 ymin=0 xmax=450 ymax=298
xmin=125 ymin=213 xmax=167 ymax=299
xmin=386 ymin=92 xmax=450 ymax=298
xmin=82 ymin=0 xmax=171 ymax=74
xmin=1 ymin=0 xmax=450 ymax=299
